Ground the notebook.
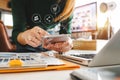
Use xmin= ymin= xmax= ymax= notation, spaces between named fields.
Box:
xmin=61 ymin=29 xmax=120 ymax=67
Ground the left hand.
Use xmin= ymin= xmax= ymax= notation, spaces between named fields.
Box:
xmin=17 ymin=26 xmax=49 ymax=47
xmin=43 ymin=37 xmax=73 ymax=52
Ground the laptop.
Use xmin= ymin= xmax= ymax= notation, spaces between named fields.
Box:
xmin=61 ymin=29 xmax=120 ymax=67
xmin=70 ymin=65 xmax=120 ymax=80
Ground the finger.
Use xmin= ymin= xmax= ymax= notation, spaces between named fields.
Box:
xmin=32 ymin=26 xmax=47 ymax=35
xmin=61 ymin=46 xmax=72 ymax=52
xmin=34 ymin=26 xmax=49 ymax=36
xmin=26 ymin=36 xmax=41 ymax=47
xmin=63 ymin=41 xmax=73 ymax=48
xmin=29 ymin=42 xmax=39 ymax=47
xmin=30 ymin=27 xmax=49 ymax=41
xmin=31 ymin=37 xmax=42 ymax=45
xmin=55 ymin=41 xmax=73 ymax=52
xmin=48 ymin=43 xmax=62 ymax=52
xmin=27 ymin=40 xmax=39 ymax=47
xmin=43 ymin=44 xmax=52 ymax=50
xmin=33 ymin=30 xmax=42 ymax=41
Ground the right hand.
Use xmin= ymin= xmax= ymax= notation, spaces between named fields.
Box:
xmin=42 ymin=35 xmax=73 ymax=52
xmin=17 ymin=26 xmax=49 ymax=47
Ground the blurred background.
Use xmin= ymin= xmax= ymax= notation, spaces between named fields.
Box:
xmin=0 ymin=0 xmax=120 ymax=40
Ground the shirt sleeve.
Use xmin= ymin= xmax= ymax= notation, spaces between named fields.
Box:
xmin=11 ymin=0 xmax=27 ymax=45
xmin=59 ymin=14 xmax=73 ymax=34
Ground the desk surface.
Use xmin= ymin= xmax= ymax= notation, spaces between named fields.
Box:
xmin=0 ymin=40 xmax=108 ymax=80
xmin=0 ymin=70 xmax=74 ymax=80
xmin=0 ymin=65 xmax=86 ymax=80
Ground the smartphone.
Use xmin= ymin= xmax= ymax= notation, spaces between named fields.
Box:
xmin=42 ymin=34 xmax=70 ymax=46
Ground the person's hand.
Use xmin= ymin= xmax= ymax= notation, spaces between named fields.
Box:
xmin=116 ymin=77 xmax=120 ymax=80
xmin=17 ymin=26 xmax=49 ymax=47
xmin=43 ymin=37 xmax=73 ymax=52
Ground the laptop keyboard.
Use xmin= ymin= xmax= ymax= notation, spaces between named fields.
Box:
xmin=70 ymin=54 xmax=95 ymax=59
xmin=64 ymin=50 xmax=96 ymax=59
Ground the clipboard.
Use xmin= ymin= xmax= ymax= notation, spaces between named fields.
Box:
xmin=0 ymin=59 xmax=80 ymax=73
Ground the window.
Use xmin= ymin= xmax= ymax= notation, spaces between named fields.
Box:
xmin=1 ymin=11 xmax=13 ymax=26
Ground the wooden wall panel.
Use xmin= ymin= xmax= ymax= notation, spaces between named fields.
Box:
xmin=0 ymin=0 xmax=11 ymax=11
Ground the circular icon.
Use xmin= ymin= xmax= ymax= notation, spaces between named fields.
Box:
xmin=50 ymin=4 xmax=60 ymax=14
xmin=32 ymin=13 xmax=41 ymax=23
xmin=44 ymin=14 xmax=54 ymax=24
